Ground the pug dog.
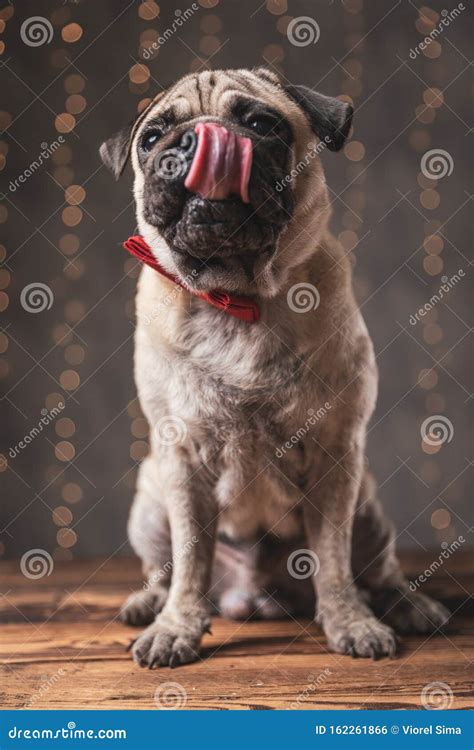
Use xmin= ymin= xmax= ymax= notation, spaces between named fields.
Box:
xmin=100 ymin=67 xmax=450 ymax=669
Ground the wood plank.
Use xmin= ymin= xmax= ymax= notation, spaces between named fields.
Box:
xmin=0 ymin=552 xmax=472 ymax=710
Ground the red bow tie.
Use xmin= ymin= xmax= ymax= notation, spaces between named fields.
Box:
xmin=123 ymin=236 xmax=260 ymax=324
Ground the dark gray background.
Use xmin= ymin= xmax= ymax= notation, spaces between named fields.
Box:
xmin=1 ymin=0 xmax=472 ymax=561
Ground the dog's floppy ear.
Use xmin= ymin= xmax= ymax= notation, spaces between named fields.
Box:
xmin=99 ymin=120 xmax=136 ymax=180
xmin=285 ymin=85 xmax=353 ymax=152
xmin=100 ymin=92 xmax=168 ymax=178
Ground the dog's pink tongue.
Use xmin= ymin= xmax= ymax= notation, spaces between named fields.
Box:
xmin=184 ymin=122 xmax=252 ymax=203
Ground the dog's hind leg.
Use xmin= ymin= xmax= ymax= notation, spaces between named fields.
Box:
xmin=211 ymin=534 xmax=315 ymax=620
xmin=120 ymin=456 xmax=172 ymax=626
xmin=352 ymin=471 xmax=450 ymax=634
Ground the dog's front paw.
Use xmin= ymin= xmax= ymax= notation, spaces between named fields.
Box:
xmin=130 ymin=611 xmax=209 ymax=669
xmin=325 ymin=616 xmax=398 ymax=660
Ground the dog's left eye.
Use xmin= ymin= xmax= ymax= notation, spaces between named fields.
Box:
xmin=247 ymin=115 xmax=279 ymax=137
xmin=141 ymin=131 xmax=162 ymax=153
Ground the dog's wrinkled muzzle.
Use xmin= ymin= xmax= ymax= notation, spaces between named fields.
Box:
xmin=184 ymin=122 xmax=253 ymax=203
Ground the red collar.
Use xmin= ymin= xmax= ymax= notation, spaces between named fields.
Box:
xmin=123 ymin=235 xmax=260 ymax=324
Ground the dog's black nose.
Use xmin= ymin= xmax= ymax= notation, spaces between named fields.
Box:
xmin=153 ymin=129 xmax=198 ymax=182
xmin=179 ymin=129 xmax=198 ymax=158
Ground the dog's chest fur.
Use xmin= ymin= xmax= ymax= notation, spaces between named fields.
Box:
xmin=135 ymin=275 xmax=332 ymax=540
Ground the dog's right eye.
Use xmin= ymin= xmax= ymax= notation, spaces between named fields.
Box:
xmin=141 ymin=131 xmax=162 ymax=153
xmin=246 ymin=114 xmax=280 ymax=137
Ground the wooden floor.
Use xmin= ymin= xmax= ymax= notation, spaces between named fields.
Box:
xmin=1 ymin=551 xmax=472 ymax=710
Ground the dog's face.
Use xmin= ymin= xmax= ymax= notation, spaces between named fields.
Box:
xmin=101 ymin=68 xmax=352 ymax=296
